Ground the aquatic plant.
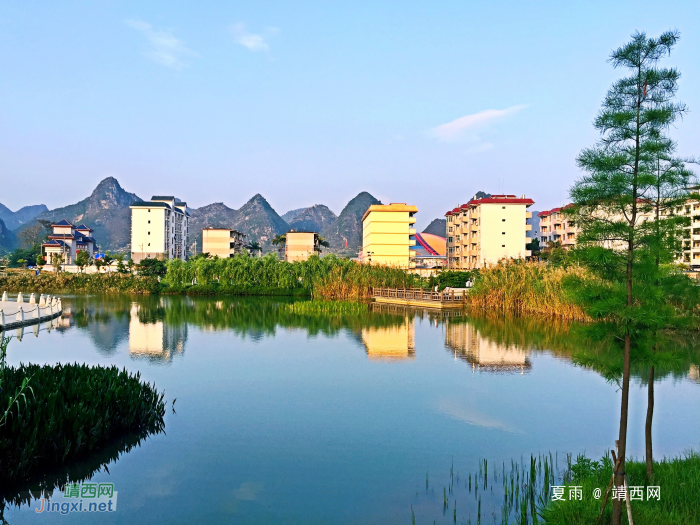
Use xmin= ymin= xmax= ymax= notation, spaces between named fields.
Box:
xmin=0 ymin=362 xmax=165 ymax=488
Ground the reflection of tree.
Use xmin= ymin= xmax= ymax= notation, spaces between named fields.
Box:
xmin=0 ymin=428 xmax=160 ymax=522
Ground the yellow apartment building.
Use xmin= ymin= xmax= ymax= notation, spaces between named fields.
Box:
xmin=202 ymin=228 xmax=246 ymax=258
xmin=445 ymin=194 xmax=534 ymax=269
xmin=362 ymin=203 xmax=418 ymax=268
xmin=285 ymin=231 xmax=320 ymax=262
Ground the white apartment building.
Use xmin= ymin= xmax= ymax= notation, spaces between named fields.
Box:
xmin=130 ymin=196 xmax=189 ymax=263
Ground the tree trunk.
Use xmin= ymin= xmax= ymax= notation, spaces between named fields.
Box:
xmin=646 ymin=366 xmax=655 ymax=478
xmin=612 ymin=332 xmax=632 ymax=525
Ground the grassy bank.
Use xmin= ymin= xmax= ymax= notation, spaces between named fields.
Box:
xmin=465 ymin=261 xmax=591 ymax=321
xmin=0 ymin=270 xmax=161 ymax=294
xmin=0 ymin=360 xmax=165 ymax=489
xmin=541 ymin=452 xmax=700 ymax=525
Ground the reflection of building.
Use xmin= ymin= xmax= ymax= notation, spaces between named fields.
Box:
xmin=285 ymin=231 xmax=320 ymax=262
xmin=361 ymin=319 xmax=415 ymax=360
xmin=129 ymin=305 xmax=187 ymax=361
xmin=202 ymin=228 xmax=246 ymax=258
xmin=361 ymin=203 xmax=418 ymax=268
xmin=689 ymin=364 xmax=700 ymax=384
xmin=445 ymin=319 xmax=531 ymax=373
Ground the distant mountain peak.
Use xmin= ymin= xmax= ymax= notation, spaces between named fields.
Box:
xmin=321 ymin=191 xmax=381 ymax=253
xmin=288 ymin=204 xmax=337 ymax=233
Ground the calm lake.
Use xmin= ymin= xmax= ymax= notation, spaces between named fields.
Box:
xmin=3 ymin=295 xmax=700 ymax=524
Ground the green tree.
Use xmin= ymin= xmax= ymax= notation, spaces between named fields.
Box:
xmin=137 ymin=258 xmax=167 ymax=277
xmin=567 ymin=31 xmax=690 ymax=524
xmin=245 ymin=240 xmax=262 ymax=257
xmin=75 ymin=250 xmax=91 ymax=273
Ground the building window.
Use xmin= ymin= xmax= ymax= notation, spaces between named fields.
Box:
xmin=148 ymin=220 xmax=151 ymax=224
xmin=502 ymin=245 xmax=505 ymax=247
xmin=502 ymin=206 xmax=505 ymax=209
xmin=502 ymin=219 xmax=506 ymax=222
xmin=148 ymin=209 xmax=150 ymax=212
xmin=148 ymin=243 xmax=151 ymax=247
xmin=148 ymin=232 xmax=150 ymax=235
xmin=502 ymin=232 xmax=505 ymax=235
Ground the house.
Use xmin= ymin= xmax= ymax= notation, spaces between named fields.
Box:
xmin=361 ymin=203 xmax=418 ymax=268
xmin=285 ymin=231 xmax=320 ymax=262
xmin=42 ymin=220 xmax=95 ymax=265
xmin=445 ymin=194 xmax=534 ymax=269
xmin=130 ymin=196 xmax=189 ymax=263
xmin=202 ymin=228 xmax=246 ymax=258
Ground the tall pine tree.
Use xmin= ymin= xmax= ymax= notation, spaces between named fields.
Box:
xmin=568 ymin=30 xmax=686 ymax=525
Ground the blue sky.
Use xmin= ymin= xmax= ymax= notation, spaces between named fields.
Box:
xmin=1 ymin=1 xmax=699 ymax=229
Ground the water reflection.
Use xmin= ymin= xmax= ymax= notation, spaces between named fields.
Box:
xmin=445 ymin=318 xmax=531 ymax=373
xmin=129 ymin=304 xmax=187 ymax=362
xmin=361 ymin=318 xmax=415 ymax=360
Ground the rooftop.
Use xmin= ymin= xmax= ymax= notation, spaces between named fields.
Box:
xmin=362 ymin=203 xmax=418 ymax=221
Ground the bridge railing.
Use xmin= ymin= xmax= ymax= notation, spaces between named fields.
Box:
xmin=371 ymin=287 xmax=466 ymax=303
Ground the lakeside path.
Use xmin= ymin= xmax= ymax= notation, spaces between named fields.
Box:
xmin=0 ymin=293 xmax=63 ymax=330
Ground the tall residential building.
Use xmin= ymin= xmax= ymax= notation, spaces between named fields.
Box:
xmin=361 ymin=203 xmax=418 ymax=268
xmin=445 ymin=194 xmax=534 ymax=269
xmin=130 ymin=196 xmax=189 ymax=263
xmin=285 ymin=231 xmax=320 ymax=262
xmin=42 ymin=220 xmax=95 ymax=265
xmin=202 ymin=228 xmax=246 ymax=258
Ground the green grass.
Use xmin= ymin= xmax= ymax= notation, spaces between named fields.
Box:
xmin=0 ymin=362 xmax=165 ymax=489
xmin=541 ymin=452 xmax=700 ymax=525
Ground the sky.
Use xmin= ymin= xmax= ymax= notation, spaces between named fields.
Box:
xmin=1 ymin=1 xmax=699 ymax=230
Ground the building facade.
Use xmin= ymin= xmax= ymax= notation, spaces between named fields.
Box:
xmin=285 ymin=231 xmax=320 ymax=262
xmin=538 ymin=206 xmax=578 ymax=248
xmin=202 ymin=228 xmax=246 ymax=258
xmin=130 ymin=196 xmax=189 ymax=263
xmin=42 ymin=220 xmax=95 ymax=265
xmin=361 ymin=203 xmax=418 ymax=268
xmin=445 ymin=194 xmax=534 ymax=269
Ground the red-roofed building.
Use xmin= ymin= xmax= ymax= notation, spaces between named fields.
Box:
xmin=445 ymin=194 xmax=534 ymax=269
xmin=538 ymin=204 xmax=578 ymax=248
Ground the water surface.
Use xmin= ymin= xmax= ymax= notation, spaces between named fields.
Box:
xmin=3 ymin=295 xmax=700 ymax=524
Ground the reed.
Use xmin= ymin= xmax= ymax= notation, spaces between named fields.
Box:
xmin=464 ymin=261 xmax=591 ymax=322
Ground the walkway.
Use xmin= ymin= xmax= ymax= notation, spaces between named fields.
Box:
xmin=0 ymin=292 xmax=63 ymax=330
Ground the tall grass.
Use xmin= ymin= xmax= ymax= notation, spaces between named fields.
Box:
xmin=165 ymin=253 xmax=421 ymax=300
xmin=465 ymin=261 xmax=591 ymax=322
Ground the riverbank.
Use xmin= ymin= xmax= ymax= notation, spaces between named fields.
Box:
xmin=541 ymin=452 xmax=700 ymax=525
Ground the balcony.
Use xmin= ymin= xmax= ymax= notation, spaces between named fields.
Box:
xmin=409 ymin=228 xmax=416 ymax=235
xmin=525 ymin=224 xmax=532 ymax=231
xmin=526 ymin=211 xmax=532 ymax=219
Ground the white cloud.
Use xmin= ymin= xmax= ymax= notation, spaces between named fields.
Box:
xmin=126 ymin=19 xmax=196 ymax=69
xmin=229 ymin=23 xmax=277 ymax=52
xmin=430 ymin=105 xmax=528 ymax=143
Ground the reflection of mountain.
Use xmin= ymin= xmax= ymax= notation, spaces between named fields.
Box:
xmin=129 ymin=304 xmax=187 ymax=362
xmin=445 ymin=319 xmax=531 ymax=373
xmin=361 ymin=318 xmax=415 ymax=360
